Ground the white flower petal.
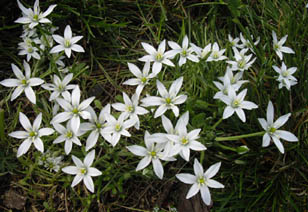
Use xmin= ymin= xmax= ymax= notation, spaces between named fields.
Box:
xmin=85 ymin=131 xmax=99 ymax=151
xmin=262 ymin=133 xmax=271 ymax=147
xmin=275 ymin=130 xmax=298 ymax=142
xmin=71 ymin=174 xmax=83 ymax=187
xmin=136 ymin=156 xmax=151 ymax=171
xmin=71 ymin=44 xmax=85 ymax=52
xmin=176 ymin=173 xmax=196 ymax=184
xmin=200 ymin=186 xmax=211 ymax=205
xmin=0 ymin=79 xmax=20 ymax=87
xmin=88 ymin=167 xmax=102 ymax=177
xmin=83 ymin=175 xmax=95 ymax=193
xmin=18 ymin=112 xmax=32 ymax=133
xmin=193 ymin=158 xmax=204 ymax=176
xmin=51 ymin=112 xmax=72 ymax=124
xmin=207 ymin=179 xmax=224 ymax=188
xmin=84 ymin=150 xmax=95 ymax=167
xmin=24 ymin=86 xmax=36 ymax=104
xmin=72 ymin=155 xmax=83 ymax=167
xmin=33 ymin=138 xmax=44 ymax=153
xmin=17 ymin=138 xmax=32 ymax=157
xmin=38 ymin=128 xmax=54 ymax=137
xmin=274 ymin=113 xmax=291 ymax=129
xmin=272 ymin=136 xmax=284 ymax=154
xmin=127 ymin=145 xmax=147 ymax=156
xmin=64 ymin=140 xmax=73 ymax=155
xmin=9 ymin=131 xmax=28 ymax=139
xmin=186 ymin=183 xmax=200 ymax=199
xmin=204 ymin=162 xmax=221 ymax=178
xmin=50 ymin=45 xmax=65 ymax=54
xmin=152 ymin=158 xmax=164 ymax=179
xmin=62 ymin=166 xmax=79 ymax=175
xmin=223 ymin=106 xmax=234 ymax=119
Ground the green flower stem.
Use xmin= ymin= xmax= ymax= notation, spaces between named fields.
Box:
xmin=215 ymin=131 xmax=265 ymax=141
xmin=0 ymin=108 xmax=4 ymax=142
xmin=214 ymin=142 xmax=237 ymax=151
xmin=212 ymin=117 xmax=223 ymax=130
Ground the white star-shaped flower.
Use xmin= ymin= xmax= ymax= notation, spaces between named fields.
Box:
xmin=159 ymin=112 xmax=189 ymax=157
xmin=226 ymin=47 xmax=256 ymax=71
xmin=42 ymin=73 xmax=76 ymax=101
xmin=239 ymin=32 xmax=260 ymax=54
xmin=62 ymin=150 xmax=102 ymax=193
xmin=190 ymin=43 xmax=211 ymax=59
xmin=228 ymin=34 xmax=241 ymax=48
xmin=15 ymin=0 xmax=57 ymax=29
xmin=9 ymin=112 xmax=54 ymax=157
xmin=127 ymin=131 xmax=175 ymax=179
xmin=272 ymin=31 xmax=295 ymax=60
xmin=141 ymin=77 xmax=187 ymax=118
xmin=167 ymin=35 xmax=199 ymax=66
xmin=272 ymin=62 xmax=297 ymax=90
xmin=176 ymin=158 xmax=224 ymax=206
xmin=123 ymin=61 xmax=156 ymax=96
xmin=102 ymin=113 xmax=135 ymax=147
xmin=206 ymin=42 xmax=227 ymax=62
xmin=53 ymin=120 xmax=84 ymax=155
xmin=214 ymin=68 xmax=248 ymax=99
xmin=166 ymin=117 xmax=206 ymax=161
xmin=220 ymin=87 xmax=258 ymax=122
xmin=50 ymin=25 xmax=84 ymax=58
xmin=51 ymin=86 xmax=95 ymax=134
xmin=80 ymin=105 xmax=111 ymax=151
xmin=18 ymin=37 xmax=41 ymax=61
xmin=0 ymin=61 xmax=44 ymax=104
xmin=258 ymin=101 xmax=298 ymax=154
xmin=112 ymin=92 xmax=148 ymax=129
xmin=138 ymin=40 xmax=174 ymax=75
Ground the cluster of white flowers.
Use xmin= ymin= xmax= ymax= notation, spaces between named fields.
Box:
xmin=0 ymin=0 xmax=300 ymax=207
xmin=271 ymin=31 xmax=297 ymax=90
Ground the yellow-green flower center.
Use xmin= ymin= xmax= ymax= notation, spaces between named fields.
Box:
xmin=57 ymin=84 xmax=64 ymax=92
xmin=165 ymin=97 xmax=172 ymax=105
xmin=126 ymin=105 xmax=134 ymax=113
xmin=80 ymin=167 xmax=87 ymax=175
xmin=198 ymin=177 xmax=206 ymax=185
xmin=66 ymin=131 xmax=73 ymax=139
xmin=231 ymin=77 xmax=236 ymax=84
xmin=269 ymin=127 xmax=276 ymax=134
xmin=274 ymin=43 xmax=279 ymax=50
xmin=115 ymin=124 xmax=122 ymax=132
xmin=26 ymin=39 xmax=32 ymax=46
xmin=150 ymin=151 xmax=157 ymax=157
xmin=29 ymin=131 xmax=37 ymax=137
xmin=72 ymin=108 xmax=79 ymax=114
xmin=33 ymin=14 xmax=39 ymax=21
xmin=181 ymin=137 xmax=189 ymax=145
xmin=64 ymin=39 xmax=71 ymax=48
xmin=282 ymin=71 xmax=289 ymax=77
xmin=21 ymin=79 xmax=28 ymax=85
xmin=27 ymin=47 xmax=34 ymax=53
xmin=141 ymin=77 xmax=147 ymax=84
xmin=155 ymin=52 xmax=163 ymax=61
xmin=238 ymin=59 xmax=246 ymax=69
xmin=96 ymin=123 xmax=102 ymax=129
xmin=181 ymin=49 xmax=187 ymax=57
xmin=232 ymin=99 xmax=240 ymax=108
xmin=213 ymin=52 xmax=219 ymax=59
xmin=223 ymin=88 xmax=228 ymax=95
